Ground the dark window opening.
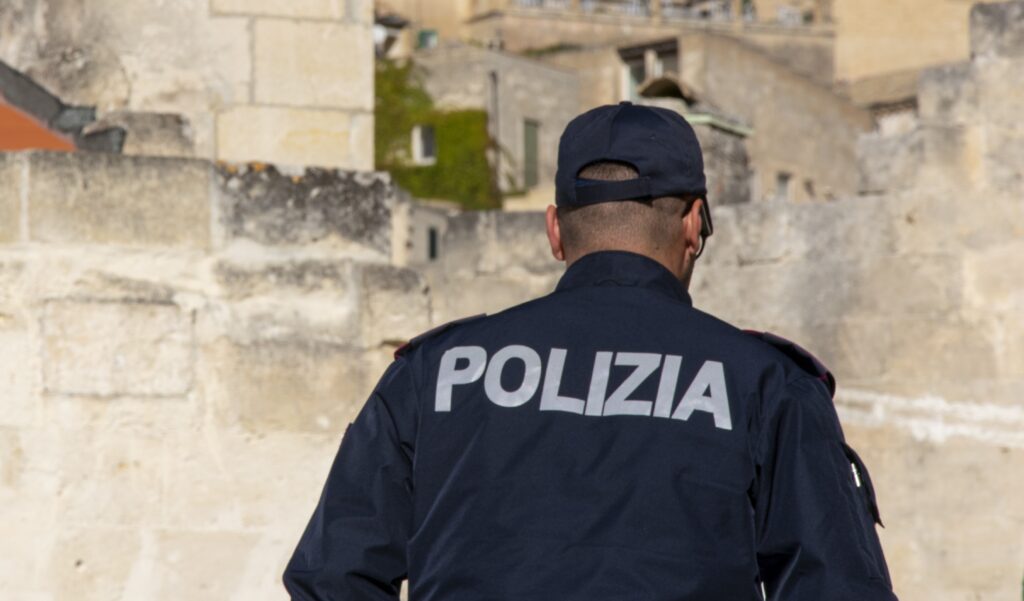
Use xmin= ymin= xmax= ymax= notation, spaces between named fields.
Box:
xmin=428 ymin=227 xmax=439 ymax=261
xmin=776 ymin=171 xmax=792 ymax=200
xmin=524 ymin=119 xmax=540 ymax=189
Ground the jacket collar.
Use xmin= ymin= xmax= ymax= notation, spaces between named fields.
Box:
xmin=554 ymin=250 xmax=692 ymax=306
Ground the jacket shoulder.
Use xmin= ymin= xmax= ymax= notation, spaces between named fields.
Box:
xmin=743 ymin=330 xmax=836 ymax=398
xmin=393 ymin=314 xmax=487 ymax=359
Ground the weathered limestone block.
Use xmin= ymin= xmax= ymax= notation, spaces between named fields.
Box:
xmin=142 ymin=530 xmax=261 ymax=601
xmin=918 ymin=63 xmax=977 ymax=124
xmin=202 ymin=338 xmax=371 ymax=434
xmin=51 ymin=527 xmax=141 ymax=601
xmin=359 ymin=264 xmax=430 ymax=346
xmin=845 ymin=425 xmax=1024 ymax=601
xmin=215 ymin=259 xmax=360 ymax=299
xmin=846 ymin=253 xmax=965 ymax=318
xmin=27 ymin=152 xmax=212 ymax=248
xmin=162 ymin=430 xmax=336 ymax=530
xmin=92 ymin=111 xmax=196 ymax=158
xmin=56 ymin=426 xmax=165 ymax=526
xmin=214 ymin=259 xmax=364 ymax=344
xmin=217 ymin=106 xmax=373 ymax=171
xmin=441 ymin=212 xmax=555 ymax=277
xmin=884 ymin=316 xmax=1000 ymax=392
xmin=211 ymin=0 xmax=345 ymax=19
xmin=0 ymin=310 xmax=40 ymax=427
xmin=857 ymin=129 xmax=925 ymax=194
xmin=216 ymin=163 xmax=393 ymax=254
xmin=964 ymin=239 xmax=1024 ymax=312
xmin=42 ymin=300 xmax=194 ymax=397
xmin=427 ymin=275 xmax=556 ymax=325
xmin=254 ymin=19 xmax=373 ymax=110
xmin=970 ymin=1 xmax=1024 ymax=59
xmin=0 ymin=153 xmax=23 ymax=243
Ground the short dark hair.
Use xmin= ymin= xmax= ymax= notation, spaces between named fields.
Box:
xmin=556 ymin=161 xmax=697 ymax=255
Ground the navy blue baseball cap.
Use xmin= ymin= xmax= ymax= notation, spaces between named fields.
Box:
xmin=555 ymin=102 xmax=712 ymax=238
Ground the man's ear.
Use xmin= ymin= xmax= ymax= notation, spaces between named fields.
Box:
xmin=682 ymin=198 xmax=704 ymax=258
xmin=546 ymin=205 xmax=565 ymax=262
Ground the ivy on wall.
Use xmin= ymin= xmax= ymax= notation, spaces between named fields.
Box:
xmin=375 ymin=59 xmax=500 ymax=210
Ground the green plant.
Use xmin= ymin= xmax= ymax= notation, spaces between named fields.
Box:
xmin=375 ymin=59 xmax=500 ymax=210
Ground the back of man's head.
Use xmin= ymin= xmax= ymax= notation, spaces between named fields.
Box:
xmin=556 ymin=161 xmax=696 ymax=261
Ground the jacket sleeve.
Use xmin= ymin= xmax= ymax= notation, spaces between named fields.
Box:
xmin=283 ymin=358 xmax=418 ymax=601
xmin=753 ymin=376 xmax=899 ymax=601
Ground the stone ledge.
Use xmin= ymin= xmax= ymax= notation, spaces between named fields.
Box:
xmin=23 ymin=152 xmax=212 ymax=249
xmin=210 ymin=0 xmax=345 ymax=20
xmin=215 ymin=162 xmax=393 ymax=255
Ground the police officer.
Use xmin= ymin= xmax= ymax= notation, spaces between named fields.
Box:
xmin=284 ymin=102 xmax=899 ymax=600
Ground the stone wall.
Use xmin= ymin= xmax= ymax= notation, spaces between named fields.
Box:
xmin=464 ymin=7 xmax=838 ymax=86
xmin=543 ymin=31 xmax=873 ymax=202
xmin=415 ymin=44 xmax=580 ymax=194
xmin=0 ymin=0 xmax=374 ymax=170
xmin=426 ymin=6 xmax=1024 ymax=598
xmin=833 ymin=0 xmax=974 ymax=84
xmin=679 ymin=31 xmax=874 ymax=201
xmin=0 ymin=151 xmax=429 ymax=600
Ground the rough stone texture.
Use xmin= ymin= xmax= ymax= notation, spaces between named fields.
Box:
xmin=0 ymin=148 xmax=413 ymax=600
xmin=217 ymin=106 xmax=372 ymax=171
xmin=42 ymin=300 xmax=194 ymax=397
xmin=254 ymin=19 xmax=373 ymax=111
xmin=0 ymin=0 xmax=374 ymax=170
xmin=0 ymin=153 xmax=22 ymax=243
xmin=211 ymin=0 xmax=346 ymax=19
xmin=27 ymin=152 xmax=212 ymax=249
xmin=971 ymin=1 xmax=1024 ymax=59
xmin=216 ymin=163 xmax=393 ymax=255
xmin=833 ymin=0 xmax=973 ymax=82
xmin=202 ymin=338 xmax=370 ymax=434
xmin=359 ymin=264 xmax=431 ymax=346
xmin=91 ymin=111 xmax=197 ymax=158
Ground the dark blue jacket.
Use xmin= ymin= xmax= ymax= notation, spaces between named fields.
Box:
xmin=284 ymin=251 xmax=898 ymax=601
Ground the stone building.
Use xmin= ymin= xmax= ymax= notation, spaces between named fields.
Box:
xmin=384 ymin=0 xmax=978 ymax=89
xmin=414 ymin=43 xmax=581 ymax=204
xmin=542 ymin=32 xmax=872 ymax=203
xmin=0 ymin=0 xmax=375 ymax=169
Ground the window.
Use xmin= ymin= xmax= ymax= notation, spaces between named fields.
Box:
xmin=416 ymin=29 xmax=438 ymax=49
xmin=428 ymin=227 xmax=439 ymax=261
xmin=658 ymin=51 xmax=679 ymax=77
xmin=411 ymin=125 xmax=436 ymax=165
xmin=804 ymin=179 xmax=816 ymax=200
xmin=776 ymin=171 xmax=792 ymax=201
xmin=625 ymin=58 xmax=645 ymax=100
xmin=523 ymin=119 xmax=540 ymax=189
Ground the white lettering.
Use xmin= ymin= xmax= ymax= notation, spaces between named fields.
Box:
xmin=585 ymin=351 xmax=613 ymax=416
xmin=539 ymin=348 xmax=585 ymax=414
xmin=603 ymin=352 xmax=659 ymax=417
xmin=671 ymin=360 xmax=732 ymax=430
xmin=653 ymin=355 xmax=682 ymax=418
xmin=484 ymin=345 xmax=542 ymax=408
xmin=436 ymin=346 xmax=487 ymax=411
